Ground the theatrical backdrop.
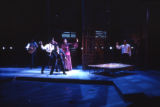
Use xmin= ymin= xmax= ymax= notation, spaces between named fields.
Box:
xmin=1 ymin=0 xmax=160 ymax=70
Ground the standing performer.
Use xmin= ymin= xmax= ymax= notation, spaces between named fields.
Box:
xmin=50 ymin=46 xmax=66 ymax=75
xmin=61 ymin=38 xmax=78 ymax=71
xmin=26 ymin=39 xmax=38 ymax=68
xmin=116 ymin=40 xmax=131 ymax=64
xmin=39 ymin=38 xmax=57 ymax=74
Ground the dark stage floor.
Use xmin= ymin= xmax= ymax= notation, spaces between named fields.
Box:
xmin=0 ymin=66 xmax=160 ymax=106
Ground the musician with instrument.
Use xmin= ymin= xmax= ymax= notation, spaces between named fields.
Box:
xmin=25 ymin=39 xmax=38 ymax=68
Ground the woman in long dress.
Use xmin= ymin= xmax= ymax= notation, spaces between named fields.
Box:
xmin=61 ymin=38 xmax=78 ymax=71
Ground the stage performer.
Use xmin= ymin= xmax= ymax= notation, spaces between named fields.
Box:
xmin=61 ymin=38 xmax=78 ymax=71
xmin=50 ymin=46 xmax=66 ymax=75
xmin=26 ymin=39 xmax=38 ymax=68
xmin=116 ymin=40 xmax=131 ymax=64
xmin=39 ymin=38 xmax=57 ymax=74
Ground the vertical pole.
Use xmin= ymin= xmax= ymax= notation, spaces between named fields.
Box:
xmin=144 ymin=7 xmax=150 ymax=69
xmin=81 ymin=0 xmax=85 ymax=69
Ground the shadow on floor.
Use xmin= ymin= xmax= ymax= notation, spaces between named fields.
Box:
xmin=128 ymin=95 xmax=160 ymax=107
xmin=93 ymin=70 xmax=136 ymax=78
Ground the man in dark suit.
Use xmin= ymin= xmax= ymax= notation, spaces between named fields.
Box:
xmin=50 ymin=46 xmax=66 ymax=75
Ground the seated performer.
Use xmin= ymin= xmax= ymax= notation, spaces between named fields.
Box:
xmin=39 ymin=38 xmax=57 ymax=74
xmin=50 ymin=46 xmax=66 ymax=75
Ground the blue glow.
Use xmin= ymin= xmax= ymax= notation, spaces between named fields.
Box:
xmin=62 ymin=34 xmax=70 ymax=38
xmin=0 ymin=68 xmax=94 ymax=80
xmin=95 ymin=30 xmax=107 ymax=38
xmin=62 ymin=32 xmax=77 ymax=38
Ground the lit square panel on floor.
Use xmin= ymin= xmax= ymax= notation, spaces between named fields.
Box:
xmin=88 ymin=63 xmax=133 ymax=69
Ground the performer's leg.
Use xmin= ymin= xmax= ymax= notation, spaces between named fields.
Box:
xmin=121 ymin=54 xmax=126 ymax=64
xmin=31 ymin=54 xmax=33 ymax=68
xmin=41 ymin=65 xmax=45 ymax=74
xmin=123 ymin=53 xmax=129 ymax=64
xmin=50 ymin=66 xmax=54 ymax=75
xmin=31 ymin=52 xmax=36 ymax=68
xmin=126 ymin=54 xmax=130 ymax=64
xmin=55 ymin=54 xmax=58 ymax=72
xmin=29 ymin=54 xmax=33 ymax=68
xmin=48 ymin=55 xmax=52 ymax=68
xmin=60 ymin=58 xmax=66 ymax=74
xmin=50 ymin=57 xmax=57 ymax=75
xmin=120 ymin=54 xmax=123 ymax=63
xmin=55 ymin=61 xmax=59 ymax=72
xmin=62 ymin=65 xmax=66 ymax=75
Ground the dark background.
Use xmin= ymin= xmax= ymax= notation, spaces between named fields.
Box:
xmin=0 ymin=0 xmax=160 ymax=69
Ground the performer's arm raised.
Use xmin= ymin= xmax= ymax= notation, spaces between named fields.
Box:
xmin=116 ymin=42 xmax=121 ymax=49
xmin=39 ymin=41 xmax=47 ymax=50
xmin=128 ymin=44 xmax=131 ymax=56
xmin=25 ymin=43 xmax=30 ymax=50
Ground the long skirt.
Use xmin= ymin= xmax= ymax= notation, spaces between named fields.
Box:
xmin=64 ymin=55 xmax=72 ymax=71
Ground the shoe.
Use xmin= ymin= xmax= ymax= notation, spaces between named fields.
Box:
xmin=63 ymin=72 xmax=67 ymax=75
xmin=41 ymin=71 xmax=44 ymax=74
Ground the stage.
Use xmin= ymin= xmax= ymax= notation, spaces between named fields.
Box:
xmin=0 ymin=63 xmax=135 ymax=85
xmin=0 ymin=67 xmax=113 ymax=81
xmin=1 ymin=64 xmax=160 ymax=106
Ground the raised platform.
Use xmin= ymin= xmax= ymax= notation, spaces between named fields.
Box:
xmin=88 ymin=63 xmax=133 ymax=69
xmin=88 ymin=63 xmax=133 ymax=70
xmin=88 ymin=63 xmax=134 ymax=75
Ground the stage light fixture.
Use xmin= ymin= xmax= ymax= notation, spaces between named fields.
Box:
xmin=9 ymin=47 xmax=13 ymax=50
xmin=109 ymin=46 xmax=113 ymax=50
xmin=2 ymin=46 xmax=5 ymax=50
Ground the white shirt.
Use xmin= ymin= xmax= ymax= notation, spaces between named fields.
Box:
xmin=41 ymin=43 xmax=55 ymax=53
xmin=116 ymin=44 xmax=131 ymax=56
xmin=26 ymin=43 xmax=30 ymax=50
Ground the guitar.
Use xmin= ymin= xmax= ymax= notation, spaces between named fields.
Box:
xmin=26 ymin=42 xmax=38 ymax=54
xmin=27 ymin=46 xmax=37 ymax=54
